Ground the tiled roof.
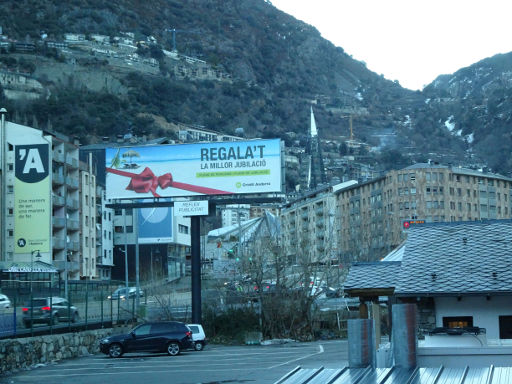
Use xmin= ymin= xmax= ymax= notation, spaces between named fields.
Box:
xmin=344 ymin=261 xmax=401 ymax=292
xmin=395 ymin=220 xmax=512 ymax=296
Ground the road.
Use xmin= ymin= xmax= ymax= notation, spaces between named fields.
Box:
xmin=0 ymin=339 xmax=349 ymax=384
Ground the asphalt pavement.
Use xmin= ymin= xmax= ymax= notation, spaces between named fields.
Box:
xmin=0 ymin=339 xmax=349 ymax=384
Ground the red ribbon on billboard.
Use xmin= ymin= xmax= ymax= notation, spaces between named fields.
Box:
xmin=106 ymin=167 xmax=232 ymax=197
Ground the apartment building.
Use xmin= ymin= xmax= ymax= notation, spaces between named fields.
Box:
xmin=0 ymin=119 xmax=85 ymax=282
xmin=221 ymin=204 xmax=250 ymax=228
xmin=96 ymin=187 xmax=114 ymax=280
xmin=112 ymin=206 xmax=191 ymax=282
xmin=336 ymin=163 xmax=512 ymax=261
xmin=280 ymin=181 xmax=357 ymax=265
xmin=51 ymin=133 xmax=81 ymax=280
xmin=79 ymin=155 xmax=97 ymax=278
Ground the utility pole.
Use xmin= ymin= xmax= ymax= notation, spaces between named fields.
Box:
xmin=0 ymin=108 xmax=6 ymax=262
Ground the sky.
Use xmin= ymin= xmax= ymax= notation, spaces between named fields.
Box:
xmin=270 ymin=0 xmax=512 ymax=90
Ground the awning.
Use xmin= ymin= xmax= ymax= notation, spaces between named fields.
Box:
xmin=0 ymin=260 xmax=59 ymax=273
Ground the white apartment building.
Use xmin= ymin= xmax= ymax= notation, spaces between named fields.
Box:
xmin=221 ymin=204 xmax=250 ymax=228
xmin=79 ymin=155 xmax=97 ymax=278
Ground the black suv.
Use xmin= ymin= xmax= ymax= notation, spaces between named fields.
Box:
xmin=100 ymin=321 xmax=193 ymax=357
xmin=22 ymin=297 xmax=79 ymax=327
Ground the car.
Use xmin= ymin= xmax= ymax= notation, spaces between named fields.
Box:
xmin=108 ymin=287 xmax=144 ymax=300
xmin=99 ymin=321 xmax=193 ymax=358
xmin=22 ymin=297 xmax=79 ymax=327
xmin=0 ymin=294 xmax=11 ymax=309
xmin=187 ymin=324 xmax=207 ymax=351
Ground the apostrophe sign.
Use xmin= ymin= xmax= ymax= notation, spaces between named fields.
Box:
xmin=14 ymin=144 xmax=51 ymax=253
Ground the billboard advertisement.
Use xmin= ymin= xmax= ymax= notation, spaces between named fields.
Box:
xmin=138 ymin=203 xmax=173 ymax=244
xmin=105 ymin=139 xmax=282 ymax=199
xmin=14 ymin=143 xmax=51 ymax=253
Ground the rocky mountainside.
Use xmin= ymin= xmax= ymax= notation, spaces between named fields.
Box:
xmin=0 ymin=0 xmax=510 ymax=178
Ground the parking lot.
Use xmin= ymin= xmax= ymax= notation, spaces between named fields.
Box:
xmin=1 ymin=340 xmax=349 ymax=384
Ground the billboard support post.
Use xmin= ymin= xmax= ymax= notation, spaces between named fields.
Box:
xmin=135 ymin=208 xmax=140 ymax=312
xmin=191 ymin=215 xmax=201 ymax=324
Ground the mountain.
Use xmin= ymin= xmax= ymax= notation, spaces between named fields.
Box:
xmin=0 ymin=0 xmax=510 ymax=184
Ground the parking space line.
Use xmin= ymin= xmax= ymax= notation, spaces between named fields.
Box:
xmin=269 ymin=344 xmax=324 ymax=369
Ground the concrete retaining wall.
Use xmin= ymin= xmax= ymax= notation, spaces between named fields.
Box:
xmin=0 ymin=327 xmax=127 ymax=375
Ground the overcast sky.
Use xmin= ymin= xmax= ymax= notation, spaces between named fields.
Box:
xmin=270 ymin=0 xmax=512 ymax=90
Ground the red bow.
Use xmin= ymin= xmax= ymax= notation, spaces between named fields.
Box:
xmin=126 ymin=167 xmax=172 ymax=197
xmin=106 ymin=167 xmax=232 ymax=197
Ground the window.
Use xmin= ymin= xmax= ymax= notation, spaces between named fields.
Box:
xmin=115 ymin=209 xmax=122 ymax=216
xmin=410 ymin=173 xmax=416 ymax=181
xmin=499 ymin=316 xmax=512 ymax=339
xmin=8 ymin=208 xmax=13 ymax=215
xmin=439 ymin=173 xmax=444 ymax=182
xmin=126 ymin=226 xmax=133 ymax=233
xmin=450 ymin=202 xmax=455 ymax=209
xmin=134 ymin=324 xmax=151 ymax=336
xmin=450 ymin=187 xmax=454 ymax=196
xmin=114 ymin=226 xmax=124 ymax=233
xmin=457 ymin=188 xmax=462 ymax=196
xmin=8 ymin=229 xmax=13 ymax=237
xmin=426 ymin=172 xmax=431 ymax=182
xmin=410 ymin=187 xmax=416 ymax=195
xmin=443 ymin=316 xmax=473 ymax=328
xmin=8 ymin=163 xmax=13 ymax=171
xmin=467 ymin=203 xmax=471 ymax=211
xmin=179 ymin=224 xmax=189 ymax=234
xmin=7 ymin=185 xmax=13 ymax=193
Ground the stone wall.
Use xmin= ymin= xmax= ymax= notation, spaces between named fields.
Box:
xmin=0 ymin=327 xmax=127 ymax=375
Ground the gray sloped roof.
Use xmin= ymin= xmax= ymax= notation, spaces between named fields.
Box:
xmin=344 ymin=262 xmax=401 ymax=293
xmin=395 ymin=220 xmax=512 ymax=296
xmin=276 ymin=366 xmax=512 ymax=384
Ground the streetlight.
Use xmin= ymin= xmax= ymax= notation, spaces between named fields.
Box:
xmin=30 ymin=250 xmax=42 ymax=294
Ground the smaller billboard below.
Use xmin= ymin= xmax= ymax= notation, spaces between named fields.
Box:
xmin=105 ymin=139 xmax=282 ymax=199
xmin=174 ymin=201 xmax=209 ymax=216
xmin=138 ymin=205 xmax=173 ymax=244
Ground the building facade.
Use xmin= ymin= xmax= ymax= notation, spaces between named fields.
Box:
xmin=336 ymin=163 xmax=512 ymax=261
xmin=280 ymin=181 xmax=357 ymax=265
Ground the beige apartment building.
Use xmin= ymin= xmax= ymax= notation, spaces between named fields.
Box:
xmin=336 ymin=163 xmax=512 ymax=261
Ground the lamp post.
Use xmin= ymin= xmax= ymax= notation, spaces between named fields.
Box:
xmin=30 ymin=250 xmax=42 ymax=294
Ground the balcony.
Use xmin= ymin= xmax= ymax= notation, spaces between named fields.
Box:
xmin=53 ymin=237 xmax=65 ymax=249
xmin=66 ymin=198 xmax=79 ymax=210
xmin=53 ymin=151 xmax=65 ymax=163
xmin=315 ymin=207 xmax=324 ymax=216
xmin=68 ymin=241 xmax=80 ymax=252
xmin=66 ymin=177 xmax=79 ymax=190
xmin=316 ymin=231 xmax=325 ymax=239
xmin=301 ymin=212 xmax=309 ymax=220
xmin=52 ymin=194 xmax=65 ymax=206
xmin=316 ymin=221 xmax=325 ymax=228
xmin=53 ymin=217 xmax=65 ymax=228
xmin=52 ymin=172 xmax=64 ymax=185
xmin=54 ymin=260 xmax=80 ymax=272
xmin=65 ymin=155 xmax=79 ymax=168
xmin=68 ymin=219 xmax=79 ymax=231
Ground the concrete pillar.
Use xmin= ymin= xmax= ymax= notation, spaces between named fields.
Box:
xmin=372 ymin=302 xmax=381 ymax=349
xmin=392 ymin=303 xmax=417 ymax=368
xmin=348 ymin=319 xmax=375 ymax=368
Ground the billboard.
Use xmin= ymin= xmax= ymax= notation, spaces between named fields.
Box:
xmin=14 ymin=143 xmax=51 ymax=253
xmin=105 ymin=139 xmax=282 ymax=199
xmin=138 ymin=204 xmax=173 ymax=244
